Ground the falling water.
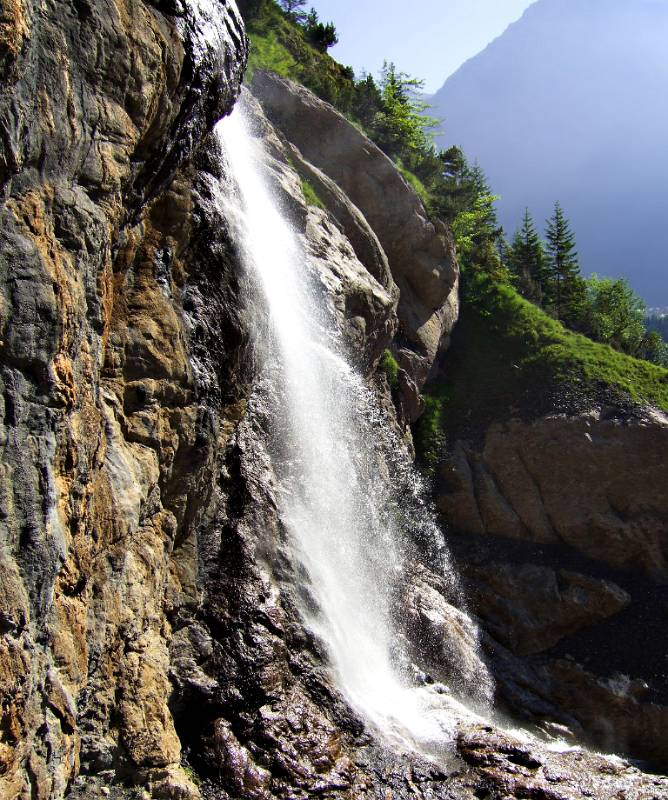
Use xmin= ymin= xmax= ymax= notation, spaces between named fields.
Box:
xmin=216 ymin=101 xmax=492 ymax=759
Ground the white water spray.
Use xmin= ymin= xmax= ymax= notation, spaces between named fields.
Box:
xmin=217 ymin=101 xmax=492 ymax=758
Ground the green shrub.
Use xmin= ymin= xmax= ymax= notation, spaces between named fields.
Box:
xmin=300 ymin=177 xmax=325 ymax=209
xmin=379 ymin=349 xmax=400 ymax=390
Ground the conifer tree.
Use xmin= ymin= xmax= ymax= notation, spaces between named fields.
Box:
xmin=304 ymin=8 xmax=339 ymax=51
xmin=279 ymin=0 xmax=307 ymax=15
xmin=508 ymin=208 xmax=548 ymax=303
xmin=545 ymin=202 xmax=583 ymax=321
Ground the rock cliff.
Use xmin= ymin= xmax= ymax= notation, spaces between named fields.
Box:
xmin=0 ymin=0 xmax=248 ymax=795
xmin=0 ymin=2 xmax=667 ymax=799
xmin=436 ymin=406 xmax=668 ymax=765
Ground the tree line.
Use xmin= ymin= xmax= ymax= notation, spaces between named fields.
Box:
xmin=503 ymin=205 xmax=667 ymax=366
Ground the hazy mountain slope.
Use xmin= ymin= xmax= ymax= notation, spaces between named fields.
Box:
xmin=432 ymin=0 xmax=668 ymax=303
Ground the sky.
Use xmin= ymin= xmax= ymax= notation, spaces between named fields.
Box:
xmin=307 ymin=0 xmax=537 ymax=93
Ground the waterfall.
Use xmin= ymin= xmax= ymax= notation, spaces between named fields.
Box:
xmin=216 ymin=100 xmax=492 ymax=759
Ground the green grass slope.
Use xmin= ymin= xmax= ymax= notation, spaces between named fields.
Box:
xmin=416 ymin=274 xmax=668 ymax=464
xmin=245 ymin=2 xmax=355 ymax=110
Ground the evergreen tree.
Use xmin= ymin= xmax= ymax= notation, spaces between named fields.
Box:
xmin=638 ymin=330 xmax=668 ymax=366
xmin=372 ymin=62 xmax=439 ymax=163
xmin=450 ymin=163 xmax=505 ymax=278
xmin=508 ymin=208 xmax=548 ymax=303
xmin=279 ymin=0 xmax=307 ymax=17
xmin=545 ymin=202 xmax=583 ymax=321
xmin=352 ymin=74 xmax=383 ymax=129
xmin=427 ymin=145 xmax=471 ymax=223
xmin=304 ymin=8 xmax=338 ymax=52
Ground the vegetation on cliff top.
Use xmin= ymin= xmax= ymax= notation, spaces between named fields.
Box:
xmin=415 ymin=273 xmax=668 ymax=465
xmin=241 ymin=0 xmax=354 ymax=108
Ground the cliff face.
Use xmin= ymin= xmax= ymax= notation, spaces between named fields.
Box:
xmin=1 ymin=3 xmax=668 ymax=800
xmin=437 ymin=407 xmax=668 ymax=764
xmin=0 ymin=1 xmax=247 ymax=796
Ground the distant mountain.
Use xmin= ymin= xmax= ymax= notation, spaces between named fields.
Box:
xmin=431 ymin=0 xmax=668 ymax=304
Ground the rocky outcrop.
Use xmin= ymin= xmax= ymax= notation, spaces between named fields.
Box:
xmin=0 ymin=1 xmax=247 ymax=796
xmin=437 ymin=407 xmax=668 ymax=573
xmin=400 ymin=563 xmax=494 ymax=708
xmin=239 ymin=89 xmax=398 ymax=371
xmin=436 ymin=406 xmax=668 ymax=764
xmin=251 ymin=70 xmax=460 ymax=422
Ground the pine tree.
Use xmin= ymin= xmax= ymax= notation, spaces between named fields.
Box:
xmin=508 ymin=208 xmax=548 ymax=303
xmin=374 ymin=62 xmax=440 ymax=162
xmin=545 ymin=202 xmax=583 ymax=321
xmin=279 ymin=0 xmax=307 ymax=20
xmin=304 ymin=9 xmax=339 ymax=52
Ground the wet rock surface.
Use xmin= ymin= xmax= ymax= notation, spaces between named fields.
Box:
xmin=0 ymin=0 xmax=247 ymax=795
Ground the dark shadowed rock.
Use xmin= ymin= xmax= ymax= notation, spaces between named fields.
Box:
xmin=467 ymin=563 xmax=630 ymax=655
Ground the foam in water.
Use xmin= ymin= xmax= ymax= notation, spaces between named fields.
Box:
xmin=216 ymin=100 xmax=493 ymax=759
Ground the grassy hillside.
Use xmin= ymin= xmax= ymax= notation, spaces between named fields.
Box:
xmin=416 ymin=274 xmax=668 ymax=464
xmin=244 ymin=1 xmax=355 ymax=110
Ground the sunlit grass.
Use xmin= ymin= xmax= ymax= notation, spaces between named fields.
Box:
xmin=416 ymin=274 xmax=668 ymax=464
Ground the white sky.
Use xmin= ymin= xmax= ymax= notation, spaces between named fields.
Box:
xmin=308 ymin=0 xmax=537 ymax=92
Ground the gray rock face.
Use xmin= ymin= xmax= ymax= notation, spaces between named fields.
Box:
xmin=436 ymin=406 xmax=668 ymax=764
xmin=437 ymin=408 xmax=668 ymax=573
xmin=0 ymin=1 xmax=247 ymax=796
xmin=251 ymin=70 xmax=460 ymax=422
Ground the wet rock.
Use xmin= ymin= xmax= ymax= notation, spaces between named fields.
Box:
xmin=400 ymin=563 xmax=494 ymax=707
xmin=455 ymin=724 xmax=668 ymax=800
xmin=542 ymin=660 xmax=668 ymax=765
xmin=0 ymin=0 xmax=247 ymax=795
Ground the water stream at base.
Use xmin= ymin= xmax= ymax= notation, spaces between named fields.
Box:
xmin=216 ymin=101 xmax=495 ymax=760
